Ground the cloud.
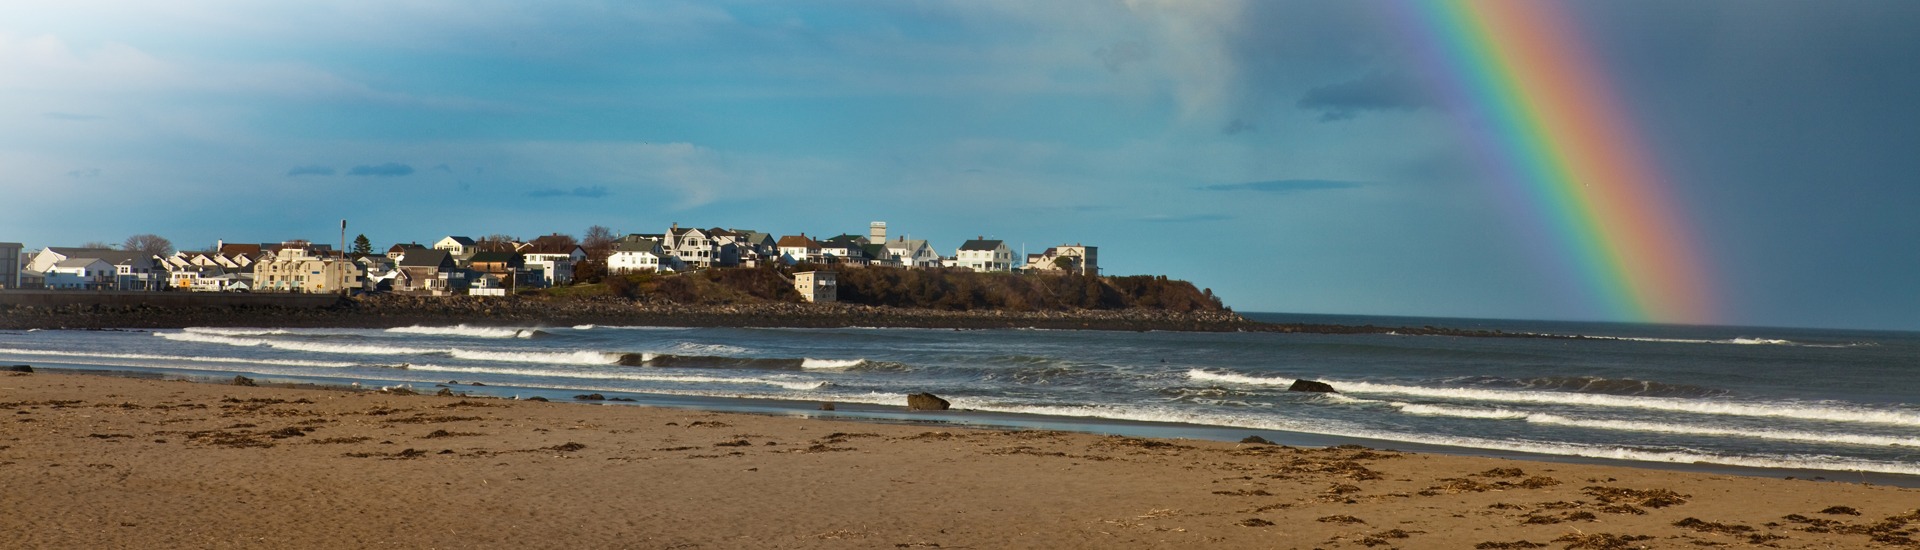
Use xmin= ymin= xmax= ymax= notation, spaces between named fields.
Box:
xmin=286 ymin=165 xmax=336 ymax=176
xmin=526 ymin=185 xmax=610 ymax=199
xmin=43 ymin=112 xmax=102 ymax=121
xmin=346 ymin=163 xmax=414 ymax=177
xmin=1095 ymin=40 xmax=1150 ymax=72
xmin=1297 ymin=72 xmax=1434 ymax=122
xmin=1198 ymin=179 xmax=1362 ymax=193
xmin=66 ymin=168 xmax=101 ymax=178
xmin=1222 ymin=118 xmax=1257 ymax=135
xmin=1137 ymin=213 xmax=1232 ymax=223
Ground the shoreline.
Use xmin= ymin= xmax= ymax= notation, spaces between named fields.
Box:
xmin=5 ymin=370 xmax=1916 ymax=549
xmin=0 ymin=294 xmax=1571 ymax=339
xmin=23 ymin=363 xmax=1920 ymax=489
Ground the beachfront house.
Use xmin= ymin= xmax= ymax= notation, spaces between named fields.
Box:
xmin=666 ymin=224 xmax=739 ymax=269
xmin=27 ymin=247 xmax=162 ymax=291
xmin=517 ymin=234 xmax=584 ymax=286
xmin=777 ymin=234 xmax=824 ymax=265
xmin=387 ymin=242 xmax=427 ymax=260
xmin=394 ymin=249 xmax=462 ymax=296
xmin=433 ymin=236 xmax=477 ymax=259
xmin=1023 ymin=244 xmax=1100 ymax=276
xmin=42 ymin=258 xmax=114 ymax=289
xmin=466 ymin=251 xmax=528 ymax=292
xmin=252 ymin=246 xmax=363 ymax=294
xmin=882 ymin=237 xmax=941 ymax=268
xmin=793 ymin=270 xmax=837 ymax=303
xmin=954 ymin=238 xmax=1013 ymax=272
xmin=607 ymin=240 xmax=669 ymax=274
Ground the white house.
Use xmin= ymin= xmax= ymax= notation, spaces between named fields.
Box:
xmin=433 ymin=236 xmax=477 ymax=258
xmin=1024 ymin=244 xmax=1099 ymax=276
xmin=882 ymin=237 xmax=941 ymax=268
xmin=42 ymin=258 xmax=113 ymax=289
xmin=954 ymin=238 xmax=1013 ymax=272
xmin=776 ymin=234 xmax=823 ymax=265
xmin=28 ymin=248 xmax=161 ymax=290
xmin=517 ymin=234 xmax=585 ymax=285
xmin=608 ymin=240 xmax=669 ymax=274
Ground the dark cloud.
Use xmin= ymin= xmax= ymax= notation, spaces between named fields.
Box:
xmin=347 ymin=163 xmax=415 ymax=177
xmin=1095 ymin=40 xmax=1150 ymax=72
xmin=1222 ymin=118 xmax=1258 ymax=135
xmin=1296 ymin=72 xmax=1434 ymax=122
xmin=67 ymin=168 xmax=101 ymax=178
xmin=44 ymin=112 xmax=103 ymax=121
xmin=1198 ymin=179 xmax=1362 ymax=193
xmin=1138 ymin=213 xmax=1232 ymax=223
xmin=527 ymin=186 xmax=611 ymax=198
xmin=286 ymin=165 xmax=336 ymax=177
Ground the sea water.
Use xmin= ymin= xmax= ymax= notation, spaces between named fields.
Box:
xmin=3 ymin=312 xmax=1915 ymax=479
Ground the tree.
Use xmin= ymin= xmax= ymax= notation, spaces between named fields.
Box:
xmin=81 ymin=241 xmax=117 ymax=250
xmin=351 ymin=234 xmax=373 ymax=255
xmin=123 ymin=234 xmax=174 ymax=257
xmin=582 ymin=225 xmax=616 ymax=261
xmin=1052 ymin=256 xmax=1077 ymax=272
xmin=476 ymin=234 xmax=519 ymax=253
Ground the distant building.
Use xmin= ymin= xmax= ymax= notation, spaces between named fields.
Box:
xmin=868 ymin=221 xmax=888 ymax=244
xmin=517 ymin=234 xmax=584 ymax=286
xmin=777 ymin=234 xmax=824 ymax=265
xmin=433 ymin=236 xmax=477 ymax=258
xmin=0 ymin=242 xmax=20 ymax=289
xmin=882 ymin=237 xmax=941 ymax=268
xmin=394 ymin=249 xmax=461 ymax=296
xmin=27 ymin=247 xmax=161 ymax=290
xmin=608 ymin=240 xmax=669 ymax=274
xmin=954 ymin=238 xmax=1012 ymax=272
xmin=794 ymin=270 xmax=836 ymax=303
xmin=252 ymin=246 xmax=362 ymax=294
xmin=1024 ymin=244 xmax=1099 ymax=276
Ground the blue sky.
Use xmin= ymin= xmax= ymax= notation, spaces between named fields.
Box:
xmin=3 ymin=1 xmax=1916 ymax=330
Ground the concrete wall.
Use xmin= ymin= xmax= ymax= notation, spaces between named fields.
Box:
xmin=0 ymin=290 xmax=342 ymax=309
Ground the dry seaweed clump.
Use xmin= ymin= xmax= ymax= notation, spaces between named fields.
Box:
xmin=1317 ymin=515 xmax=1366 ymax=525
xmin=1551 ymin=532 xmax=1654 ymax=550
xmin=1582 ymin=486 xmax=1689 ymax=508
xmin=1475 ymin=467 xmax=1527 ymax=478
xmin=1672 ymin=517 xmax=1755 ymax=534
xmin=1474 ymin=541 xmax=1546 ymax=549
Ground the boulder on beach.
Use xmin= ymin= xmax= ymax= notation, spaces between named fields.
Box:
xmin=5 ymin=365 xmax=32 ymax=373
xmin=1287 ymin=379 xmax=1337 ymax=393
xmin=231 ymin=375 xmax=256 ymax=387
xmin=819 ymin=402 xmax=836 ymax=411
xmin=575 ymin=393 xmax=606 ymax=401
xmin=907 ymin=392 xmax=950 ymax=411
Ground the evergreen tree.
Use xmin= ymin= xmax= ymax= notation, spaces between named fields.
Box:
xmin=351 ymin=234 xmax=373 ymax=255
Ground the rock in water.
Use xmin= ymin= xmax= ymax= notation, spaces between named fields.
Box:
xmin=5 ymin=365 xmax=32 ymax=373
xmin=1288 ymin=379 xmax=1337 ymax=393
xmin=819 ymin=402 xmax=836 ymax=411
xmin=907 ymin=392 xmax=950 ymax=411
xmin=231 ymin=375 xmax=256 ymax=387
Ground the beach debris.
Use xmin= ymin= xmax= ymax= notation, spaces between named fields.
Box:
xmin=5 ymin=365 xmax=31 ymax=373
xmin=1475 ymin=467 xmax=1527 ymax=478
xmin=544 ymin=442 xmax=586 ymax=452
xmin=230 ymin=375 xmax=256 ymax=386
xmin=1287 ymin=379 xmax=1338 ymax=393
xmin=1673 ymin=517 xmax=1755 ymax=535
xmin=523 ymin=396 xmax=549 ymax=402
xmin=819 ymin=402 xmax=836 ymax=411
xmin=1359 ymin=529 xmax=1418 ymax=546
xmin=1473 ymin=542 xmax=1546 ymax=549
xmin=573 ymin=393 xmax=606 ymax=401
xmin=1583 ymin=486 xmax=1690 ymax=508
xmin=1240 ymin=435 xmax=1273 ymax=445
xmin=906 ymin=392 xmax=950 ymax=411
xmin=1820 ymin=505 xmax=1863 ymax=516
xmin=1237 ymin=518 xmax=1274 ymax=527
xmin=1549 ymin=532 xmax=1653 ymax=550
xmin=1317 ymin=515 xmax=1366 ymax=524
xmin=435 ymin=388 xmax=455 ymax=397
xmin=380 ymin=386 xmax=418 ymax=396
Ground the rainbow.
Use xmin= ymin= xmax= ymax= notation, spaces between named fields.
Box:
xmin=1400 ymin=2 xmax=1714 ymax=324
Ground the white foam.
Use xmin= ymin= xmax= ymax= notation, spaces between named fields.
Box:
xmin=801 ymin=358 xmax=866 ymax=369
xmin=182 ymin=327 xmax=299 ymax=336
xmin=1389 ymin=402 xmax=1920 ymax=447
xmin=402 ymin=364 xmax=826 ymax=391
xmin=935 ymin=400 xmax=1920 ymax=476
xmin=0 ymin=346 xmax=361 ymax=369
xmin=572 ymin=324 xmax=596 ymax=330
xmin=156 ymin=331 xmax=623 ymax=366
xmin=447 ymin=349 xmax=620 ymax=365
xmin=670 ymin=342 xmax=752 ymax=356
xmin=1187 ymin=369 xmax=1920 ymax=427
xmin=386 ymin=325 xmax=540 ymax=338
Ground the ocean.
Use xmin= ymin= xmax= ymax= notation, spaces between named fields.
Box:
xmin=4 ymin=312 xmax=1916 ymax=480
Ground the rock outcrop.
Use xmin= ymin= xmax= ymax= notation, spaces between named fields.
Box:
xmin=907 ymin=392 xmax=951 ymax=411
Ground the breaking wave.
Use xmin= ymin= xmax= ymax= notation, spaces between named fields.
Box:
xmin=1388 ymin=402 xmax=1920 ymax=447
xmin=385 ymin=325 xmax=546 ymax=339
xmin=400 ymin=363 xmax=827 ymax=391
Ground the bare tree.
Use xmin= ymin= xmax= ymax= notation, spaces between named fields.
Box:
xmin=476 ymin=234 xmax=519 ymax=253
xmin=124 ymin=234 xmax=175 ymax=259
xmin=81 ymin=241 xmax=117 ymax=250
xmin=582 ymin=225 xmax=616 ymax=260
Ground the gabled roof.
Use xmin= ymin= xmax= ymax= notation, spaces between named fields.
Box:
xmin=520 ymin=235 xmax=581 ymax=255
xmin=398 ymin=249 xmax=454 ymax=268
xmin=959 ymin=239 xmax=1004 ymax=251
xmin=387 ymin=243 xmax=426 ymax=253
xmin=776 ymin=235 xmax=820 ymax=248
xmin=440 ymin=236 xmax=476 ymax=246
xmin=861 ymin=244 xmax=889 ymax=258
xmin=885 ymin=238 xmax=930 ymax=250
xmin=705 ymin=228 xmax=739 ymax=238
xmin=823 ymin=234 xmax=865 ymax=245
xmin=467 ymin=251 xmax=521 ymax=264
xmin=613 ymin=241 xmax=662 ymax=254
xmin=220 ymin=243 xmax=263 ymax=256
xmin=54 ymin=258 xmax=109 ymax=269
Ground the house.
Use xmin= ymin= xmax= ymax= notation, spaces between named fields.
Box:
xmin=819 ymin=235 xmax=872 ymax=266
xmin=42 ymin=258 xmax=114 ymax=289
xmin=468 ymin=273 xmax=510 ymax=297
xmin=794 ymin=271 xmax=836 ymax=303
xmin=776 ymin=234 xmax=823 ymax=265
xmin=954 ymin=238 xmax=1013 ymax=272
xmin=355 ymin=255 xmax=398 ymax=293
xmin=252 ymin=246 xmax=363 ymax=294
xmin=386 ymin=242 xmax=427 ymax=260
xmin=1024 ymin=244 xmax=1100 ymax=276
xmin=882 ymin=237 xmax=941 ymax=268
xmin=0 ymin=242 xmax=20 ymax=289
xmin=607 ymin=240 xmax=669 ymax=274
xmin=466 ymin=251 xmax=527 ymax=293
xmin=433 ymin=236 xmax=477 ymax=258
xmin=665 ymin=224 xmax=734 ymax=269
xmin=160 ymin=246 xmax=261 ymax=291
xmin=517 ymin=235 xmax=584 ymax=286
xmin=394 ymin=249 xmax=462 ymax=296
xmin=27 ymin=248 xmax=162 ymax=290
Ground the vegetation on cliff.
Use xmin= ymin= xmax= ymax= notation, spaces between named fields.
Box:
xmin=536 ymin=266 xmax=1227 ymax=312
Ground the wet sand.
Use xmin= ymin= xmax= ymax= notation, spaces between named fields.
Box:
xmin=3 ymin=371 xmax=1916 ymax=549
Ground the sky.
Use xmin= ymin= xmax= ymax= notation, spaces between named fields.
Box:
xmin=2 ymin=1 xmax=1916 ymax=331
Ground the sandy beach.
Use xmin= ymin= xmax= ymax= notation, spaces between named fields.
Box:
xmin=3 ymin=371 xmax=1916 ymax=549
